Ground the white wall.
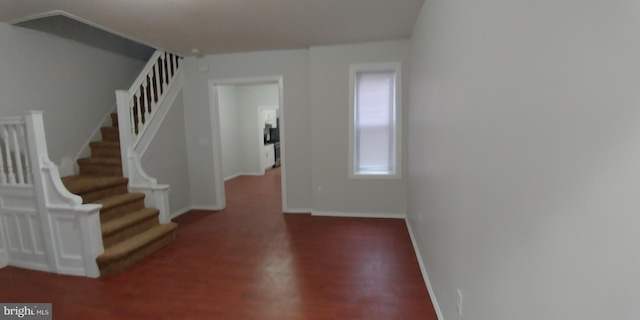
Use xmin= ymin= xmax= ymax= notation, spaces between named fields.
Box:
xmin=218 ymin=85 xmax=243 ymax=180
xmin=0 ymin=22 xmax=145 ymax=167
xmin=182 ymin=50 xmax=311 ymax=211
xmin=310 ymin=40 xmax=410 ymax=216
xmin=407 ymin=1 xmax=640 ymax=320
xmin=183 ymin=43 xmax=410 ymax=214
xmin=140 ymin=91 xmax=192 ymax=216
xmin=218 ymin=83 xmax=279 ymax=179
xmin=237 ymin=84 xmax=279 ymax=174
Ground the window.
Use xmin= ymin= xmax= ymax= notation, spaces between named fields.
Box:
xmin=349 ymin=62 xmax=401 ymax=178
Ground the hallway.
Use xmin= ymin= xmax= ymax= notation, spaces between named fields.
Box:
xmin=0 ymin=169 xmax=437 ymax=319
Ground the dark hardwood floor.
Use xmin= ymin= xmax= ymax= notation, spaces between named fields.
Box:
xmin=0 ymin=167 xmax=437 ymax=319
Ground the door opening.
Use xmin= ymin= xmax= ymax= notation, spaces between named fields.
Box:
xmin=208 ymin=76 xmax=287 ymax=211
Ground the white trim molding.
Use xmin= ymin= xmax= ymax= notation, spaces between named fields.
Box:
xmin=208 ymin=76 xmax=287 ymax=212
xmin=0 ymin=112 xmax=103 ymax=277
xmin=348 ymin=62 xmax=402 ymax=180
xmin=171 ymin=205 xmax=226 ymax=219
xmin=190 ymin=205 xmax=224 ymax=211
xmin=284 ymin=208 xmax=312 ymax=214
xmin=311 ymin=211 xmax=406 ymax=219
xmin=405 ymin=218 xmax=444 ymax=320
xmin=170 ymin=206 xmax=193 ymax=219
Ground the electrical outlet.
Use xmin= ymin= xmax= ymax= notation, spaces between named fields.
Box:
xmin=457 ymin=289 xmax=463 ymax=317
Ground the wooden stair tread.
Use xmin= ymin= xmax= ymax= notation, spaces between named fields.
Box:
xmin=94 ymin=192 xmax=145 ymax=210
xmin=77 ymin=157 xmax=122 ymax=165
xmin=97 ymin=223 xmax=177 ymax=262
xmin=101 ymin=208 xmax=159 ymax=236
xmin=62 ymin=110 xmax=176 ymax=276
xmin=61 ymin=175 xmax=128 ymax=195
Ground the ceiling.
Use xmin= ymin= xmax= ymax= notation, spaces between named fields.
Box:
xmin=0 ymin=0 xmax=425 ymax=56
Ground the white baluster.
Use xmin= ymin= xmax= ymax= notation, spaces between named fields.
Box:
xmin=10 ymin=124 xmax=25 ymax=184
xmin=154 ymin=61 xmax=162 ymax=101
xmin=2 ymin=126 xmax=16 ymax=184
xmin=136 ymin=94 xmax=143 ymax=131
xmin=128 ymin=99 xmax=136 ymax=137
xmin=162 ymin=53 xmax=169 ymax=85
xmin=135 ymin=91 xmax=144 ymax=134
xmin=147 ymin=75 xmax=154 ymax=113
xmin=147 ymin=75 xmax=155 ymax=114
xmin=172 ymin=54 xmax=177 ymax=75
xmin=141 ymin=80 xmax=149 ymax=122
xmin=143 ymin=76 xmax=150 ymax=115
xmin=0 ymin=126 xmax=6 ymax=184
xmin=20 ymin=123 xmax=31 ymax=184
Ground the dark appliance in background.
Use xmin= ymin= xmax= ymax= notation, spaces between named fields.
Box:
xmin=263 ymin=126 xmax=271 ymax=143
xmin=270 ymin=126 xmax=281 ymax=167
xmin=268 ymin=127 xmax=279 ymax=142
xmin=273 ymin=142 xmax=280 ymax=167
xmin=263 ymin=118 xmax=281 ymax=167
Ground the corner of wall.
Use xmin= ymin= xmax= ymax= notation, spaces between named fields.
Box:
xmin=404 ymin=218 xmax=444 ymax=320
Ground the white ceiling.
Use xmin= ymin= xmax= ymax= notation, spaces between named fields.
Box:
xmin=0 ymin=0 xmax=425 ymax=56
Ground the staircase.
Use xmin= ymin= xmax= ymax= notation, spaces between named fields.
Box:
xmin=61 ymin=113 xmax=177 ymax=276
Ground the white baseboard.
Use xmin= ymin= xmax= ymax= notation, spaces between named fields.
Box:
xmin=170 ymin=205 xmax=223 ymax=218
xmin=243 ymin=171 xmax=264 ymax=176
xmin=190 ymin=205 xmax=223 ymax=211
xmin=311 ymin=211 xmax=406 ymax=219
xmin=0 ymin=250 xmax=8 ymax=269
xmin=170 ymin=206 xmax=193 ymax=219
xmin=405 ymin=218 xmax=444 ymax=320
xmin=224 ymin=172 xmax=266 ymax=181
xmin=8 ymin=260 xmax=50 ymax=273
xmin=224 ymin=173 xmax=242 ymax=181
xmin=284 ymin=208 xmax=311 ymax=214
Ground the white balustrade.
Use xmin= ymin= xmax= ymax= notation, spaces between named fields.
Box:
xmin=115 ymin=50 xmax=183 ymax=224
xmin=118 ymin=51 xmax=181 ymax=147
xmin=0 ymin=118 xmax=31 ymax=186
xmin=0 ymin=112 xmax=102 ymax=277
xmin=0 ymin=50 xmax=184 ymax=277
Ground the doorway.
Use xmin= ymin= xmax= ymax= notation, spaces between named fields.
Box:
xmin=208 ymin=76 xmax=287 ymax=211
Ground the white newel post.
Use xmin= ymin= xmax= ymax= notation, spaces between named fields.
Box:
xmin=24 ymin=111 xmax=103 ymax=277
xmin=25 ymin=111 xmax=59 ymax=273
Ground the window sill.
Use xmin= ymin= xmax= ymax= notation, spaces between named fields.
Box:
xmin=349 ymin=172 xmax=402 ymax=180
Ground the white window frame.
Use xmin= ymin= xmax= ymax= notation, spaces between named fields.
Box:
xmin=348 ymin=62 xmax=402 ymax=179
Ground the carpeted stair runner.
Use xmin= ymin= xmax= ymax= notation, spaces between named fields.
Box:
xmin=61 ymin=113 xmax=177 ymax=277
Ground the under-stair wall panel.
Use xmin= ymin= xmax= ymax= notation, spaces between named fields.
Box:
xmin=139 ymin=90 xmax=191 ymax=216
xmin=48 ymin=208 xmax=92 ymax=276
xmin=0 ymin=186 xmax=48 ymax=272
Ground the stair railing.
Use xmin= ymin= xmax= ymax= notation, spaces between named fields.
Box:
xmin=0 ymin=112 xmax=102 ymax=277
xmin=115 ymin=51 xmax=183 ymax=223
